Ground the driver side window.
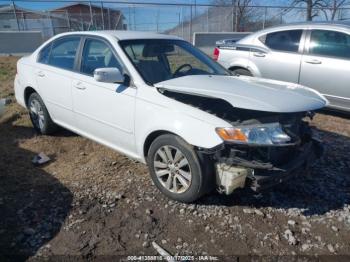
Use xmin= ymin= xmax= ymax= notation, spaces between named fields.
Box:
xmin=81 ymin=38 xmax=121 ymax=76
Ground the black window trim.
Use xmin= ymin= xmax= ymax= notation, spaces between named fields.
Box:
xmin=36 ymin=35 xmax=83 ymax=72
xmin=76 ymin=35 xmax=130 ymax=79
xmin=304 ymin=29 xmax=350 ymax=61
xmin=258 ymin=29 xmax=307 ymax=55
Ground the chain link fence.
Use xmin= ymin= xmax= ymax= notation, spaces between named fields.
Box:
xmin=1 ymin=1 xmax=350 ymax=41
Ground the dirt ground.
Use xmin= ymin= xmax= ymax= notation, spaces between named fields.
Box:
xmin=0 ymin=56 xmax=350 ymax=261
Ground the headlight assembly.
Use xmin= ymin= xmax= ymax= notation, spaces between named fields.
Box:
xmin=216 ymin=123 xmax=291 ymax=145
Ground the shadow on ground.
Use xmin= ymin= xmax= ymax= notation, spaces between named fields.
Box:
xmin=0 ymin=115 xmax=73 ymax=260
xmin=200 ymin=127 xmax=350 ymax=216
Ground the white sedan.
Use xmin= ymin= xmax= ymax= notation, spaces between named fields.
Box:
xmin=15 ymin=31 xmax=327 ymax=202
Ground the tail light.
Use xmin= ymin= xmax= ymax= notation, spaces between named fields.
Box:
xmin=213 ymin=47 xmax=220 ymax=61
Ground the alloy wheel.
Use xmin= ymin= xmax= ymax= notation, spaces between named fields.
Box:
xmin=153 ymin=145 xmax=192 ymax=194
xmin=29 ymin=99 xmax=45 ymax=130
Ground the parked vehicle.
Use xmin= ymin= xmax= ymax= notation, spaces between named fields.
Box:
xmin=214 ymin=22 xmax=350 ymax=112
xmin=15 ymin=31 xmax=327 ymax=202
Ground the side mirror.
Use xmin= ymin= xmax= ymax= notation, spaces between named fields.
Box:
xmin=93 ymin=67 xmax=124 ymax=83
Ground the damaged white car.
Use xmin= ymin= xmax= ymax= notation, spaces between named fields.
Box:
xmin=14 ymin=31 xmax=328 ymax=202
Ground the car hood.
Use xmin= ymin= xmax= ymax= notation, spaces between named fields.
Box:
xmin=155 ymin=75 xmax=328 ymax=113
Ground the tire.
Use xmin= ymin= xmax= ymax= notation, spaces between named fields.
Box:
xmin=28 ymin=92 xmax=57 ymax=135
xmin=231 ymin=68 xmax=252 ymax=76
xmin=147 ymin=134 xmax=214 ymax=203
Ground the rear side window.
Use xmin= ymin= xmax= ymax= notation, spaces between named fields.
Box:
xmin=260 ymin=30 xmax=303 ymax=52
xmin=38 ymin=43 xmax=51 ymax=64
xmin=81 ymin=38 xmax=122 ymax=75
xmin=48 ymin=37 xmax=80 ymax=70
xmin=309 ymin=30 xmax=350 ymax=59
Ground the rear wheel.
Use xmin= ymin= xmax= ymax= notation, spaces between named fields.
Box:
xmin=147 ymin=134 xmax=213 ymax=203
xmin=28 ymin=92 xmax=57 ymax=135
xmin=231 ymin=68 xmax=252 ymax=76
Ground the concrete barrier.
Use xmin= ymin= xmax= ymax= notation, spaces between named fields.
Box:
xmin=0 ymin=31 xmax=43 ymax=55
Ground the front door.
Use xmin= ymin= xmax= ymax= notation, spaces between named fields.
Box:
xmin=72 ymin=37 xmax=137 ymax=155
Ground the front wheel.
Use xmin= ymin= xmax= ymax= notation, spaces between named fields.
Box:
xmin=147 ymin=134 xmax=213 ymax=203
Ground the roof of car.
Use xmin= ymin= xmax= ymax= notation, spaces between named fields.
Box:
xmin=55 ymin=30 xmax=183 ymax=41
xmin=261 ymin=21 xmax=350 ymax=31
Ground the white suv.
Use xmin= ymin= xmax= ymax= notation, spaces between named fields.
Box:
xmin=15 ymin=31 xmax=327 ymax=202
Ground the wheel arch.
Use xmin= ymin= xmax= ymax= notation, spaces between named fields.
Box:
xmin=24 ymin=86 xmax=39 ymax=107
xmin=143 ymin=130 xmax=178 ymax=158
xmin=229 ymin=65 xmax=251 ymax=72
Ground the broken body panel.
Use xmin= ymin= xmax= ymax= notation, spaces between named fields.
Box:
xmin=157 ymin=75 xmax=326 ymax=194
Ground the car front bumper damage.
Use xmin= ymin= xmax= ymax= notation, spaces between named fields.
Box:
xmin=212 ymin=137 xmax=323 ymax=195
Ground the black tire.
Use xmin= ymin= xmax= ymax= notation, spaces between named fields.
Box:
xmin=231 ymin=68 xmax=252 ymax=76
xmin=147 ymin=134 xmax=214 ymax=203
xmin=28 ymin=92 xmax=57 ymax=135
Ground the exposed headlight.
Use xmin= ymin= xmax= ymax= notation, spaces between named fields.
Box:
xmin=216 ymin=123 xmax=291 ymax=145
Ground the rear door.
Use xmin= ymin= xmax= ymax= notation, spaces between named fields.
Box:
xmin=36 ymin=36 xmax=81 ymax=127
xmin=249 ymin=29 xmax=304 ymax=83
xmin=71 ymin=37 xmax=136 ymax=154
xmin=299 ymin=29 xmax=350 ymax=110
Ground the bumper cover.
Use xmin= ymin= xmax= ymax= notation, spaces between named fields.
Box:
xmin=248 ymin=138 xmax=323 ymax=191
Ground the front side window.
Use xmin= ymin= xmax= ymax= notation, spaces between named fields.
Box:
xmin=260 ymin=30 xmax=303 ymax=52
xmin=309 ymin=30 xmax=350 ymax=59
xmin=38 ymin=43 xmax=51 ymax=64
xmin=81 ymin=39 xmax=122 ymax=75
xmin=48 ymin=37 xmax=80 ymax=70
xmin=120 ymin=39 xmax=229 ymax=85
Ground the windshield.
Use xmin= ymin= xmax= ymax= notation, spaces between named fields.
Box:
xmin=119 ymin=39 xmax=230 ymax=85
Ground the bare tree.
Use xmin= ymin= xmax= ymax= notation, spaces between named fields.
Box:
xmin=213 ymin=0 xmax=255 ymax=31
xmin=292 ymin=0 xmax=349 ymax=21
xmin=326 ymin=0 xmax=348 ymax=20
xmin=291 ymin=0 xmax=327 ymax=20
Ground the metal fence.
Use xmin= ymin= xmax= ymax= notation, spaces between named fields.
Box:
xmin=1 ymin=0 xmax=350 ymax=41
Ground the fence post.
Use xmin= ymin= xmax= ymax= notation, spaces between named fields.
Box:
xmin=181 ymin=6 xmax=184 ymax=39
xmin=263 ymin=6 xmax=267 ymax=29
xmin=65 ymin=10 xmax=71 ymax=31
xmin=156 ymin=9 xmax=159 ymax=32
xmin=47 ymin=11 xmax=54 ymax=36
xmin=21 ymin=11 xmax=26 ymax=30
xmin=89 ymin=1 xmax=93 ymax=29
xmin=207 ymin=7 xmax=209 ymax=32
xmin=231 ymin=5 xmax=234 ymax=32
xmin=108 ymin=8 xmax=111 ymax=29
xmin=190 ymin=4 xmax=192 ymax=43
xmin=101 ymin=2 xmax=105 ymax=30
xmin=235 ymin=2 xmax=238 ymax=32
xmin=12 ymin=1 xmax=20 ymax=31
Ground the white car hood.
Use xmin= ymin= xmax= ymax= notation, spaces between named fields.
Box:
xmin=155 ymin=75 xmax=328 ymax=113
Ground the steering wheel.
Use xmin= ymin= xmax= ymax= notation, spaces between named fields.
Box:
xmin=173 ymin=64 xmax=193 ymax=76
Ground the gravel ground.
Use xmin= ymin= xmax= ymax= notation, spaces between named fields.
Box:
xmin=0 ymin=57 xmax=349 ymax=260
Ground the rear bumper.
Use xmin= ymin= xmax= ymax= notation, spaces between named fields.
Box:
xmin=249 ymin=138 xmax=323 ymax=191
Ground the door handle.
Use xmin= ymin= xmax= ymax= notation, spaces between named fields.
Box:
xmin=253 ymin=52 xmax=266 ymax=57
xmin=305 ymin=59 xmax=322 ymax=64
xmin=74 ymin=82 xmax=86 ymax=90
xmin=37 ymin=71 xmax=45 ymax=77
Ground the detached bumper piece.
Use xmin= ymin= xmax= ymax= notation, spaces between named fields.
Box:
xmin=214 ymin=138 xmax=323 ymax=194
